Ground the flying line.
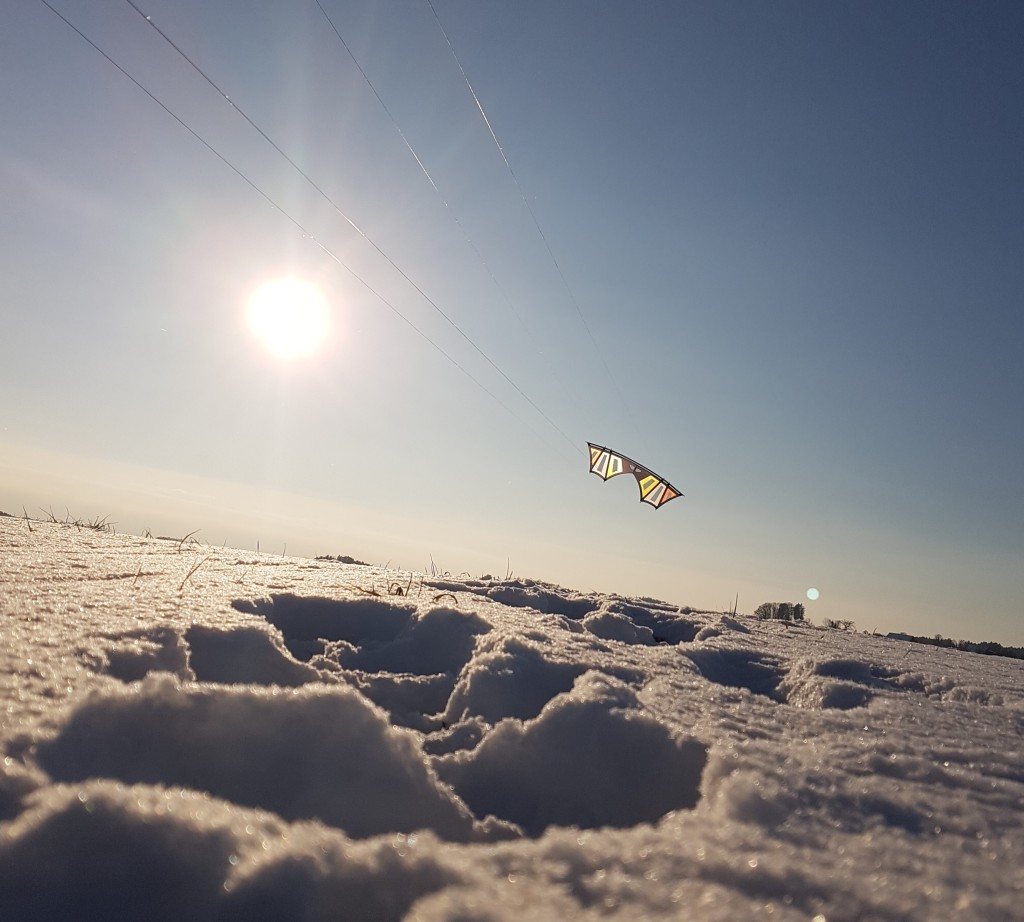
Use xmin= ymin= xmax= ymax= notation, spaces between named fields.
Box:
xmin=37 ymin=0 xmax=571 ymax=458
xmin=313 ymin=0 xmax=586 ymax=412
xmin=119 ymin=0 xmax=581 ymax=456
xmin=426 ymin=0 xmax=639 ymax=439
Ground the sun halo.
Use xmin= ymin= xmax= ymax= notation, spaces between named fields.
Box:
xmin=246 ymin=277 xmax=331 ymax=361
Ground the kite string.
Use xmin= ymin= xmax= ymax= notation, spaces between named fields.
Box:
xmin=426 ymin=0 xmax=639 ymax=445
xmin=315 ymin=2 xmax=525 ymax=334
xmin=313 ymin=0 xmax=597 ymax=438
xmin=37 ymin=0 xmax=572 ymax=461
xmin=313 ymin=0 xmax=441 ymax=196
xmin=119 ymin=0 xmax=582 ymax=457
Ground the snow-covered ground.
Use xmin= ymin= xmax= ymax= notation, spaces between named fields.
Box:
xmin=1 ymin=515 xmax=1022 ymax=920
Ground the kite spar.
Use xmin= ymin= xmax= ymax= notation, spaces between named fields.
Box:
xmin=587 ymin=443 xmax=683 ymax=509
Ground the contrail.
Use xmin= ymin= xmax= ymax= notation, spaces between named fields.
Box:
xmin=425 ymin=0 xmax=637 ymax=438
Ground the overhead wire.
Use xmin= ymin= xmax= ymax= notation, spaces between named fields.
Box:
xmin=36 ymin=0 xmax=564 ymax=455
xmin=119 ymin=0 xmax=582 ymax=457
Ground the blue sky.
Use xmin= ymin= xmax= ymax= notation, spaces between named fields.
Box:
xmin=2 ymin=1 xmax=1022 ymax=643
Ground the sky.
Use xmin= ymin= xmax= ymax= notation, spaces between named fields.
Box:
xmin=1 ymin=0 xmax=1022 ymax=644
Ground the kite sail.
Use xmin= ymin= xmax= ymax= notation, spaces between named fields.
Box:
xmin=587 ymin=443 xmax=683 ymax=509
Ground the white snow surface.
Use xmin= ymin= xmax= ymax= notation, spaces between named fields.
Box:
xmin=1 ymin=517 xmax=1023 ymax=920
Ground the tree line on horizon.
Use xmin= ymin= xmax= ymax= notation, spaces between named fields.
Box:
xmin=754 ymin=601 xmax=806 ymax=622
xmin=887 ymin=631 xmax=1024 ymax=662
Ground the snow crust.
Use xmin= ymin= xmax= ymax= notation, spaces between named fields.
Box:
xmin=2 ymin=517 xmax=1023 ymax=920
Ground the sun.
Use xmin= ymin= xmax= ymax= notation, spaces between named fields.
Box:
xmin=246 ymin=277 xmax=330 ymax=360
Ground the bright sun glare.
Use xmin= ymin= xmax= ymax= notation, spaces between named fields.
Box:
xmin=246 ymin=277 xmax=330 ymax=360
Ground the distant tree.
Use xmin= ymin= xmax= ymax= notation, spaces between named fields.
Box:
xmin=314 ymin=553 xmax=369 ymax=566
xmin=824 ymin=618 xmax=856 ymax=631
xmin=754 ymin=602 xmax=806 ymax=622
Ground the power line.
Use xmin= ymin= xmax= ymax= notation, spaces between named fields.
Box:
xmin=119 ymin=0 xmax=582 ymax=457
xmin=36 ymin=0 xmax=566 ymax=456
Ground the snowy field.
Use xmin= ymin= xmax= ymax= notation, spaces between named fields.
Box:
xmin=1 ymin=515 xmax=1022 ymax=921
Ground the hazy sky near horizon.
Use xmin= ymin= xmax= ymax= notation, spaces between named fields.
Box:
xmin=2 ymin=1 xmax=1022 ymax=643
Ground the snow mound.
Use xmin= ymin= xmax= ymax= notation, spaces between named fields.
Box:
xmin=0 ymin=781 xmax=462 ymax=922
xmin=582 ymin=609 xmax=655 ymax=645
xmin=0 ymin=758 xmax=41 ymax=823
xmin=341 ymin=671 xmax=456 ymax=731
xmin=36 ymin=675 xmax=481 ymax=841
xmin=100 ymin=626 xmax=191 ymax=682
xmin=893 ymin=671 xmax=1007 ymax=705
xmin=426 ymin=577 xmax=603 ymax=619
xmin=334 ymin=606 xmax=491 ymax=676
xmin=435 ymin=672 xmax=708 ymax=836
xmin=220 ymin=828 xmax=459 ymax=922
xmin=603 ymin=600 xmax=701 ymax=644
xmin=694 ymin=615 xmax=750 ymax=641
xmin=484 ymin=584 xmax=598 ymax=619
xmin=185 ymin=625 xmax=321 ymax=687
xmin=99 ymin=623 xmax=320 ymax=688
xmin=682 ymin=647 xmax=785 ymax=699
xmin=441 ymin=636 xmax=587 ymax=724
xmin=777 ymin=657 xmax=879 ymax=709
xmin=421 ymin=718 xmax=488 ymax=756
xmin=232 ymin=594 xmax=415 ymax=661
xmin=0 ymin=782 xmax=239 ymax=921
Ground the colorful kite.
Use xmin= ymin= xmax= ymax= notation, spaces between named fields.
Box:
xmin=587 ymin=443 xmax=683 ymax=509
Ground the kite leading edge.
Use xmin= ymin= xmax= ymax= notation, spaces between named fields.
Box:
xmin=587 ymin=443 xmax=683 ymax=509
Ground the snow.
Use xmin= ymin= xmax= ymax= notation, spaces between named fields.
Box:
xmin=2 ymin=516 xmax=1023 ymax=920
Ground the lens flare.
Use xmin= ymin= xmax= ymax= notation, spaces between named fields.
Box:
xmin=246 ymin=278 xmax=330 ymax=360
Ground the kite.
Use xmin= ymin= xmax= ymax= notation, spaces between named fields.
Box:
xmin=587 ymin=443 xmax=683 ymax=509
